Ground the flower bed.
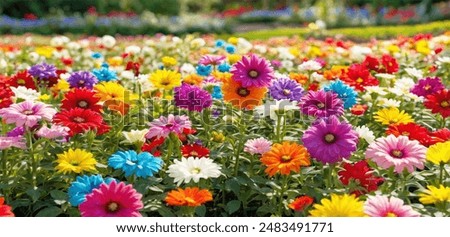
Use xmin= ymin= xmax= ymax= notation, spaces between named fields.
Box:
xmin=0 ymin=32 xmax=449 ymax=217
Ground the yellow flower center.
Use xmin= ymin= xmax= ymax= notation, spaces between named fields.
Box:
xmin=441 ymin=101 xmax=449 ymax=108
xmin=356 ymin=78 xmax=364 ymax=84
xmin=282 ymin=89 xmax=291 ymax=96
xmin=324 ymin=133 xmax=336 ymax=143
xmin=190 ymin=151 xmax=198 ymax=157
xmin=191 ymin=168 xmax=201 ymax=174
xmin=386 ymin=212 xmax=397 ymax=217
xmin=237 ymin=87 xmax=250 ymax=97
xmin=107 ymin=202 xmax=119 ymax=212
xmin=185 ymin=197 xmax=196 ymax=205
xmin=248 ymin=70 xmax=259 ymax=78
xmin=281 ymin=155 xmax=291 ymax=161
xmin=391 ymin=149 xmax=403 ymax=158
xmin=17 ymin=79 xmax=26 ymax=85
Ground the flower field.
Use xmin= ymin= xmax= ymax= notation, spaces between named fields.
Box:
xmin=0 ymin=32 xmax=449 ymax=217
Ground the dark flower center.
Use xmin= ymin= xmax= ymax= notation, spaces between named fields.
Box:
xmin=441 ymin=101 xmax=449 ymax=108
xmin=73 ymin=116 xmax=85 ymax=123
xmin=165 ymin=123 xmax=174 ymax=128
xmin=23 ymin=110 xmax=34 ymax=115
xmin=324 ymin=133 xmax=336 ymax=143
xmin=107 ymin=202 xmax=120 ymax=213
xmin=391 ymin=149 xmax=403 ymax=158
xmin=282 ymin=89 xmax=291 ymax=96
xmin=78 ymin=100 xmax=88 ymax=108
xmin=281 ymin=155 xmax=291 ymax=161
xmin=248 ymin=70 xmax=259 ymax=78
xmin=161 ymin=79 xmax=171 ymax=86
xmin=78 ymin=80 xmax=85 ymax=85
xmin=316 ymin=102 xmax=325 ymax=109
xmin=237 ymin=87 xmax=250 ymax=97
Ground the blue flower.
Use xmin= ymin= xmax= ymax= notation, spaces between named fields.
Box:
xmin=91 ymin=52 xmax=103 ymax=59
xmin=225 ymin=44 xmax=236 ymax=54
xmin=211 ymin=85 xmax=223 ymax=99
xmin=108 ymin=150 xmax=163 ymax=178
xmin=215 ymin=40 xmax=225 ymax=48
xmin=68 ymin=174 xmax=113 ymax=206
xmin=196 ymin=64 xmax=213 ymax=77
xmin=218 ymin=63 xmax=231 ymax=73
xmin=92 ymin=66 xmax=117 ymax=82
xmin=323 ymin=80 xmax=357 ymax=109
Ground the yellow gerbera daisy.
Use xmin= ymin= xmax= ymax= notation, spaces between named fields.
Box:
xmin=426 ymin=141 xmax=450 ymax=165
xmin=183 ymin=74 xmax=203 ymax=86
xmin=418 ymin=185 xmax=450 ymax=205
xmin=309 ymin=194 xmax=366 ymax=217
xmin=227 ymin=54 xmax=242 ymax=64
xmin=161 ymin=56 xmax=177 ymax=67
xmin=374 ymin=107 xmax=414 ymax=125
xmin=149 ymin=69 xmax=181 ymax=91
xmin=55 ymin=149 xmax=97 ymax=174
xmin=94 ymin=81 xmax=136 ymax=102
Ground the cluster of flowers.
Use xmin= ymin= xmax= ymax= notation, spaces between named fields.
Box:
xmin=0 ymin=32 xmax=449 ymax=217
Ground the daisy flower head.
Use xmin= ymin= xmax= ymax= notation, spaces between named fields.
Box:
xmin=339 ymin=160 xmax=384 ymax=196
xmin=365 ymin=135 xmax=427 ymax=173
xmin=67 ymin=71 xmax=98 ymax=89
xmin=269 ymin=77 xmax=304 ymax=101
xmin=418 ymin=185 xmax=450 ymax=205
xmin=309 ymin=194 xmax=365 ymax=217
xmin=28 ymin=62 xmax=57 ymax=79
xmin=386 ymin=122 xmax=432 ymax=146
xmin=68 ymin=174 xmax=112 ymax=206
xmin=364 ymin=195 xmax=420 ymax=217
xmin=323 ymin=80 xmax=357 ymax=109
xmin=410 ymin=77 xmax=445 ymax=97
xmin=244 ymin=137 xmax=272 ymax=155
xmin=198 ymin=54 xmax=226 ymax=66
xmin=0 ymin=100 xmax=56 ymax=128
xmin=288 ymin=196 xmax=314 ymax=212
xmin=92 ymin=66 xmax=117 ymax=82
xmin=108 ymin=150 xmax=163 ymax=178
xmin=426 ymin=141 xmax=450 ymax=165
xmin=165 ymin=187 xmax=213 ymax=207
xmin=374 ymin=107 xmax=414 ymax=125
xmin=146 ymin=114 xmax=192 ymax=139
xmin=94 ymin=81 xmax=132 ymax=102
xmin=11 ymin=86 xmax=40 ymax=101
xmin=424 ymin=89 xmax=450 ymax=118
xmin=298 ymin=60 xmax=322 ymax=71
xmin=302 ymin=116 xmax=359 ymax=164
xmin=0 ymin=197 xmax=14 ymax=217
xmin=149 ymin=69 xmax=181 ymax=91
xmin=222 ymin=79 xmax=267 ymax=110
xmin=342 ymin=63 xmax=379 ymax=92
xmin=61 ymin=88 xmax=102 ymax=112
xmin=355 ymin=125 xmax=375 ymax=144
xmin=174 ymin=83 xmax=213 ymax=112
xmin=167 ymin=157 xmax=222 ymax=185
xmin=299 ymin=90 xmax=344 ymax=118
xmin=0 ymin=136 xmax=26 ymax=150
xmin=56 ymin=149 xmax=97 ymax=174
xmin=230 ymin=54 xmax=274 ymax=88
xmin=36 ymin=124 xmax=70 ymax=140
xmin=181 ymin=144 xmax=210 ymax=158
xmin=9 ymin=70 xmax=36 ymax=89
xmin=260 ymin=141 xmax=311 ymax=177
xmin=79 ymin=180 xmax=143 ymax=217
xmin=53 ymin=108 xmax=110 ymax=136
xmin=122 ymin=129 xmax=147 ymax=145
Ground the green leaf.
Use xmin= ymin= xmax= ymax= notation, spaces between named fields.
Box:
xmin=36 ymin=206 xmax=62 ymax=217
xmin=226 ymin=200 xmax=241 ymax=215
xmin=26 ymin=188 xmax=42 ymax=203
xmin=225 ymin=179 xmax=240 ymax=196
xmin=195 ymin=205 xmax=206 ymax=217
xmin=50 ymin=190 xmax=68 ymax=205
xmin=157 ymin=206 xmax=175 ymax=217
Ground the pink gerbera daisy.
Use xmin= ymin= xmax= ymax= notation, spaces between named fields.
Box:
xmin=146 ymin=114 xmax=192 ymax=139
xmin=0 ymin=101 xmax=56 ymax=128
xmin=244 ymin=137 xmax=272 ymax=155
xmin=0 ymin=136 xmax=26 ymax=150
xmin=79 ymin=180 xmax=143 ymax=217
xmin=364 ymin=195 xmax=420 ymax=217
xmin=230 ymin=54 xmax=274 ymax=88
xmin=365 ymin=135 xmax=426 ymax=173
xmin=198 ymin=55 xmax=226 ymax=66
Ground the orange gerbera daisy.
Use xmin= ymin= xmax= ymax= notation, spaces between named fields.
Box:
xmin=165 ymin=187 xmax=213 ymax=207
xmin=222 ymin=78 xmax=267 ymax=110
xmin=260 ymin=141 xmax=311 ymax=177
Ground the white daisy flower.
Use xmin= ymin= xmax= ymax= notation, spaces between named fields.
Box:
xmin=167 ymin=157 xmax=222 ymax=185
xmin=11 ymin=86 xmax=41 ymax=101
xmin=122 ymin=129 xmax=148 ymax=144
xmin=298 ymin=60 xmax=322 ymax=71
xmin=355 ymin=126 xmax=375 ymax=144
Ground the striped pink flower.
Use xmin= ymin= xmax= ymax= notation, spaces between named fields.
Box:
xmin=0 ymin=101 xmax=56 ymax=128
xmin=364 ymin=195 xmax=420 ymax=217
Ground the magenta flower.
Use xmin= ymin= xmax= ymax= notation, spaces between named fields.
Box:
xmin=0 ymin=101 xmax=56 ymax=128
xmin=79 ymin=180 xmax=143 ymax=217
xmin=146 ymin=114 xmax=192 ymax=139
xmin=198 ymin=55 xmax=226 ymax=66
xmin=364 ymin=195 xmax=420 ymax=217
xmin=365 ymin=135 xmax=426 ymax=173
xmin=299 ymin=90 xmax=344 ymax=118
xmin=230 ymin=54 xmax=274 ymax=88
xmin=410 ymin=77 xmax=444 ymax=97
xmin=0 ymin=136 xmax=26 ymax=150
xmin=174 ymin=84 xmax=212 ymax=112
xmin=36 ymin=124 xmax=70 ymax=139
xmin=302 ymin=116 xmax=358 ymax=164
xmin=244 ymin=137 xmax=272 ymax=155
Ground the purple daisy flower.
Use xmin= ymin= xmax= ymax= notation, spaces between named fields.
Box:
xmin=146 ymin=114 xmax=192 ymax=139
xmin=67 ymin=71 xmax=98 ymax=89
xmin=410 ymin=77 xmax=445 ymax=97
xmin=299 ymin=90 xmax=344 ymax=118
xmin=28 ymin=63 xmax=57 ymax=79
xmin=230 ymin=54 xmax=274 ymax=88
xmin=174 ymin=84 xmax=212 ymax=112
xmin=269 ymin=77 xmax=304 ymax=101
xmin=302 ymin=116 xmax=359 ymax=164
xmin=198 ymin=55 xmax=226 ymax=66
xmin=6 ymin=126 xmax=25 ymax=137
xmin=0 ymin=101 xmax=56 ymax=128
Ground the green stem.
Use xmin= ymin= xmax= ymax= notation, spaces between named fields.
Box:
xmin=439 ymin=163 xmax=444 ymax=185
xmin=233 ymin=141 xmax=242 ymax=177
xmin=277 ymin=175 xmax=290 ymax=216
xmin=326 ymin=163 xmax=336 ymax=189
xmin=1 ymin=149 xmax=7 ymax=182
xmin=441 ymin=116 xmax=447 ymax=129
xmin=276 ymin=114 xmax=283 ymax=142
xmin=26 ymin=131 xmax=37 ymax=188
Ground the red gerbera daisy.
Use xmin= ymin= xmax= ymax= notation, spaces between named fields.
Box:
xmin=141 ymin=137 xmax=165 ymax=157
xmin=380 ymin=54 xmax=399 ymax=74
xmin=428 ymin=128 xmax=450 ymax=146
xmin=0 ymin=80 xmax=14 ymax=109
xmin=350 ymin=104 xmax=368 ymax=116
xmin=0 ymin=197 xmax=15 ymax=217
xmin=363 ymin=55 xmax=380 ymax=72
xmin=53 ymin=108 xmax=109 ymax=136
xmin=386 ymin=122 xmax=432 ymax=147
xmin=9 ymin=70 xmax=36 ymax=89
xmin=181 ymin=144 xmax=210 ymax=158
xmin=342 ymin=63 xmax=379 ymax=92
xmin=424 ymin=89 xmax=450 ymax=118
xmin=338 ymin=160 xmax=384 ymax=196
xmin=61 ymin=88 xmax=102 ymax=112
xmin=178 ymin=128 xmax=197 ymax=144
xmin=288 ymin=196 xmax=314 ymax=212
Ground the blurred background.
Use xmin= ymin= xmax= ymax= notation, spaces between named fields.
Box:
xmin=0 ymin=0 xmax=448 ymax=35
